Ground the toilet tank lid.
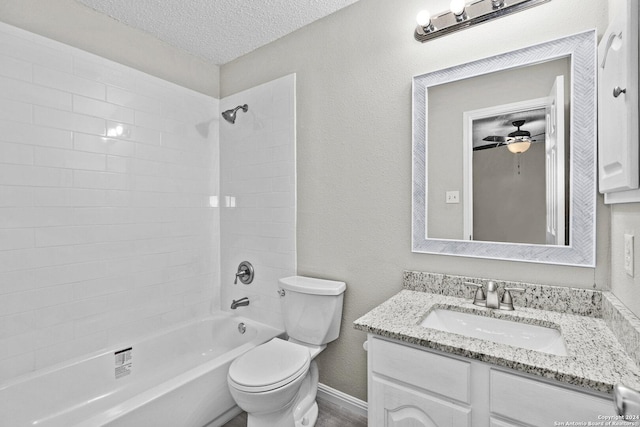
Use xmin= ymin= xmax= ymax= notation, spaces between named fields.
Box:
xmin=279 ymin=276 xmax=346 ymax=295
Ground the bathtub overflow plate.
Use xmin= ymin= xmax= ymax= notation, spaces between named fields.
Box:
xmin=238 ymin=322 xmax=246 ymax=334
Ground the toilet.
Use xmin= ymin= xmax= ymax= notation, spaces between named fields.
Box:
xmin=227 ymin=276 xmax=346 ymax=427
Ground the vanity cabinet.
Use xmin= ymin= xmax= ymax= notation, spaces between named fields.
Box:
xmin=367 ymin=335 xmax=614 ymax=427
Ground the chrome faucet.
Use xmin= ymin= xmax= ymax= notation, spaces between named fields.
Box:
xmin=230 ymin=297 xmax=250 ymax=309
xmin=464 ymin=281 xmax=524 ymax=311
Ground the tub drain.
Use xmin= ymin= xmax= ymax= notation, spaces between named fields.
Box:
xmin=238 ymin=322 xmax=246 ymax=334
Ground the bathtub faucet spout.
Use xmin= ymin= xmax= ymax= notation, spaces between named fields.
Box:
xmin=231 ymin=297 xmax=250 ymax=309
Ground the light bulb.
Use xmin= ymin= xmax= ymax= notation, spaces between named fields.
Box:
xmin=416 ymin=10 xmax=431 ymax=27
xmin=450 ymin=0 xmax=466 ymax=16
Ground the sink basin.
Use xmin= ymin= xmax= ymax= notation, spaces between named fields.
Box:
xmin=420 ymin=308 xmax=568 ymax=356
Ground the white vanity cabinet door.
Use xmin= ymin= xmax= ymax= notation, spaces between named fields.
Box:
xmin=490 ymin=370 xmax=614 ymax=425
xmin=370 ymin=376 xmax=472 ymax=427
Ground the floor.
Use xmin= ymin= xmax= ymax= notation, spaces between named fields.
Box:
xmin=223 ymin=397 xmax=368 ymax=427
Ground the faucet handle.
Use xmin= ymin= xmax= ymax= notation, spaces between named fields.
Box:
xmin=463 ymin=282 xmax=486 ymax=306
xmin=500 ymin=287 xmax=525 ymax=310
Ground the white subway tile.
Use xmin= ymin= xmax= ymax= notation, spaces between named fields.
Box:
xmin=0 ymin=164 xmax=73 ymax=187
xmin=0 ymin=33 xmax=72 ymax=73
xmin=74 ymin=133 xmax=135 ymax=157
xmin=0 ymin=311 xmax=37 ymax=340
xmin=0 ymin=352 xmax=35 ymax=382
xmin=73 ymin=57 xmax=134 ymax=90
xmin=106 ymin=86 xmax=162 ymax=114
xmin=106 ymin=155 xmax=130 ymax=174
xmin=73 ymin=95 xmax=135 ymax=123
xmin=0 ymin=229 xmax=33 ymax=251
xmin=0 ymin=54 xmax=32 ymax=81
xmin=0 ymin=207 xmax=75 ymax=229
xmin=0 ymin=119 xmax=72 ymax=149
xmin=73 ymin=170 xmax=129 ymax=190
xmin=34 ymin=147 xmax=106 ymax=171
xmin=73 ymin=276 xmax=131 ymax=300
xmin=0 ymin=98 xmax=32 ymax=124
xmin=135 ymin=111 xmax=183 ymax=134
xmin=107 ymin=121 xmax=161 ymax=145
xmin=0 ymin=186 xmax=34 ymax=207
xmin=0 ymin=284 xmax=74 ymax=317
xmin=0 ymin=142 xmax=33 ymax=165
xmin=38 ymin=294 xmax=115 ymax=329
xmin=73 ymin=207 xmax=132 ymax=225
xmin=34 ymin=66 xmax=105 ymax=100
xmin=0 ymin=75 xmax=72 ymax=111
xmin=34 ymin=106 xmax=106 ymax=135
xmin=34 ymin=225 xmax=106 ymax=247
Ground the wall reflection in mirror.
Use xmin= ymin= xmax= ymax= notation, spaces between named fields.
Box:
xmin=426 ymin=57 xmax=570 ymax=246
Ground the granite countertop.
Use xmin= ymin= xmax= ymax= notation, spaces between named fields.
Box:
xmin=354 ymin=289 xmax=640 ymax=394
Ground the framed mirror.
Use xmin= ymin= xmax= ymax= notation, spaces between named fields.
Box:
xmin=412 ymin=30 xmax=596 ymax=266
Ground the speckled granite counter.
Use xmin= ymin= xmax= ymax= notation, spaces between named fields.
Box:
xmin=354 ymin=289 xmax=640 ymax=394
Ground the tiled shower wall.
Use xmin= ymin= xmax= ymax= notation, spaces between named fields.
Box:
xmin=0 ymin=22 xmax=220 ymax=382
xmin=220 ymin=75 xmax=296 ymax=328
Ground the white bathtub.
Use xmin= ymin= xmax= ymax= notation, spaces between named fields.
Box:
xmin=0 ymin=312 xmax=283 ymax=427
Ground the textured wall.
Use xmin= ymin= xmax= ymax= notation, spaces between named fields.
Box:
xmin=0 ymin=22 xmax=220 ymax=382
xmin=611 ymin=204 xmax=640 ymax=319
xmin=0 ymin=0 xmax=219 ymax=97
xmin=221 ymin=0 xmax=611 ymax=401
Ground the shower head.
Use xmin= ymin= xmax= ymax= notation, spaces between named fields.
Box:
xmin=221 ymin=104 xmax=248 ymax=124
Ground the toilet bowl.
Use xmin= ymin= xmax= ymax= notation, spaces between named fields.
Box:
xmin=227 ymin=276 xmax=346 ymax=427
xmin=228 ymin=338 xmax=319 ymax=427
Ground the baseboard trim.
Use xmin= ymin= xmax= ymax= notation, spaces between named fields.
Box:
xmin=317 ymin=383 xmax=368 ymax=419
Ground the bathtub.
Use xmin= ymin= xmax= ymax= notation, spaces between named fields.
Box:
xmin=0 ymin=312 xmax=283 ymax=427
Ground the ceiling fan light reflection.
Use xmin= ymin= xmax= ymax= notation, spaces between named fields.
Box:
xmin=506 ymin=140 xmax=531 ymax=154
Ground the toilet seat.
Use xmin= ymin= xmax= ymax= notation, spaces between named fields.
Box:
xmin=229 ymin=338 xmax=311 ymax=393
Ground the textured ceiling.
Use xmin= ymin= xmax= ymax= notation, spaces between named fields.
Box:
xmin=75 ymin=0 xmax=360 ymax=65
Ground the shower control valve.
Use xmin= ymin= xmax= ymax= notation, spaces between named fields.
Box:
xmin=234 ymin=261 xmax=254 ymax=285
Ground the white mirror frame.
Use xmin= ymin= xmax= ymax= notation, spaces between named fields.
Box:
xmin=412 ymin=30 xmax=596 ymax=267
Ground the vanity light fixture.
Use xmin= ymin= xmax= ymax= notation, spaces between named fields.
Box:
xmin=450 ymin=0 xmax=467 ymax=21
xmin=415 ymin=0 xmax=550 ymax=42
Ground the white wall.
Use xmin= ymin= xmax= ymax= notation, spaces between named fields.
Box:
xmin=0 ymin=22 xmax=220 ymax=382
xmin=220 ymin=0 xmax=611 ymax=401
xmin=220 ymin=75 xmax=296 ymax=328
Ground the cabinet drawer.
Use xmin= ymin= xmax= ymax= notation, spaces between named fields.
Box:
xmin=490 ymin=370 xmax=614 ymax=425
xmin=370 ymin=337 xmax=471 ymax=403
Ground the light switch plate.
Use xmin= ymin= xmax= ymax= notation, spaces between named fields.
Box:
xmin=446 ymin=191 xmax=460 ymax=204
xmin=624 ymin=233 xmax=634 ymax=277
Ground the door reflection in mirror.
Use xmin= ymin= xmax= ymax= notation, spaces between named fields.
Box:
xmin=463 ymin=76 xmax=567 ymax=246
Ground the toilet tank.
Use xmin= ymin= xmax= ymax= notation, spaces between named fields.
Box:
xmin=278 ymin=276 xmax=346 ymax=346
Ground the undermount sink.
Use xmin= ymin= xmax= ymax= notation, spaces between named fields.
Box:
xmin=420 ymin=308 xmax=568 ymax=356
